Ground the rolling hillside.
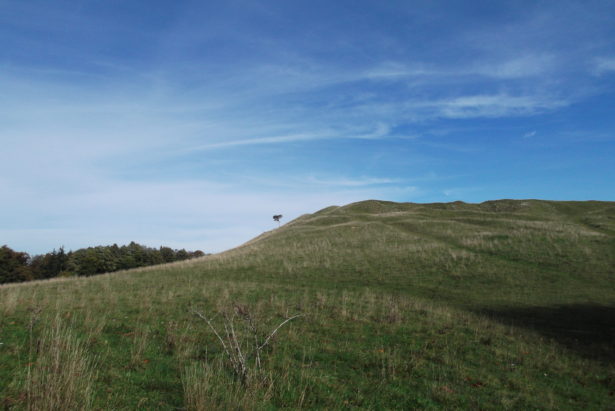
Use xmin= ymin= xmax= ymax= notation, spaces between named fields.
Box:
xmin=1 ymin=199 xmax=614 ymax=409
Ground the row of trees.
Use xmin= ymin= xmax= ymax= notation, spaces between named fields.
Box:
xmin=0 ymin=242 xmax=205 ymax=284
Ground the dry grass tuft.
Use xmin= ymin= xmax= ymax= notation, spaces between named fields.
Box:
xmin=22 ymin=316 xmax=97 ymax=410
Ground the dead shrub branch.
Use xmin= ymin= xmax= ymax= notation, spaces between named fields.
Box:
xmin=191 ymin=305 xmax=301 ymax=383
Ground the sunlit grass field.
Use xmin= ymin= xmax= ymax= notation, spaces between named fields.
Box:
xmin=1 ymin=199 xmax=614 ymax=409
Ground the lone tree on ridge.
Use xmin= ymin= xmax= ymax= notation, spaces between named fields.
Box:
xmin=273 ymin=214 xmax=283 ymax=227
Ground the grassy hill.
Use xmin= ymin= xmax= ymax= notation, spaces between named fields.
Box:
xmin=1 ymin=199 xmax=614 ymax=409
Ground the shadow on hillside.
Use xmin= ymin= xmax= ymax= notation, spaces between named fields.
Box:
xmin=477 ymin=304 xmax=615 ymax=362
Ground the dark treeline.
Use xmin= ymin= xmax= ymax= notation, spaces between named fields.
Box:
xmin=0 ymin=242 xmax=205 ymax=285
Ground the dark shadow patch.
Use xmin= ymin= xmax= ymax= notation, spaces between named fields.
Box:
xmin=476 ymin=304 xmax=615 ymax=361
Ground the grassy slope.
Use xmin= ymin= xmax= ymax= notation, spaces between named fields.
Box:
xmin=1 ymin=199 xmax=614 ymax=409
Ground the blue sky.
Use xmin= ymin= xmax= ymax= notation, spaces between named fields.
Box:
xmin=1 ymin=0 xmax=614 ymax=255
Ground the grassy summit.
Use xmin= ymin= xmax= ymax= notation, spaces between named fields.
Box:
xmin=1 ymin=199 xmax=614 ymax=409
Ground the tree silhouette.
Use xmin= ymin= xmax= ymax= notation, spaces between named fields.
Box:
xmin=273 ymin=214 xmax=283 ymax=227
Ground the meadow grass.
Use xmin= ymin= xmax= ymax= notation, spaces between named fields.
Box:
xmin=1 ymin=199 xmax=614 ymax=409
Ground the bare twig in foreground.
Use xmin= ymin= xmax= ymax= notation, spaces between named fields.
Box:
xmin=191 ymin=306 xmax=302 ymax=383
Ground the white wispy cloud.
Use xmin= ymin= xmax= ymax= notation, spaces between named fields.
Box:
xmin=365 ymin=54 xmax=556 ymax=81
xmin=593 ymin=57 xmax=615 ymax=75
xmin=187 ymin=132 xmax=332 ymax=151
xmin=524 ymin=131 xmax=537 ymax=138
xmin=472 ymin=54 xmax=556 ymax=79
xmin=434 ymin=94 xmax=567 ymax=119
xmin=364 ymin=62 xmax=435 ymax=80
xmin=304 ymin=176 xmax=400 ymax=187
xmin=343 ymin=92 xmax=567 ymax=123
